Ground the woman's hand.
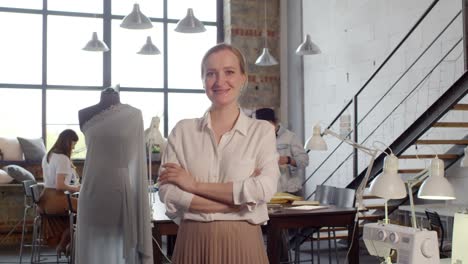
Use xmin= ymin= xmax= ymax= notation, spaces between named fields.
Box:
xmin=158 ymin=163 xmax=197 ymax=193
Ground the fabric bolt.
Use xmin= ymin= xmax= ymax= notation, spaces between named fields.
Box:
xmin=41 ymin=153 xmax=74 ymax=189
xmin=158 ymin=110 xmax=280 ymax=225
xmin=275 ymin=124 xmax=309 ymax=193
xmin=75 ymin=104 xmax=153 ymax=264
xmin=171 ymin=220 xmax=268 ymax=264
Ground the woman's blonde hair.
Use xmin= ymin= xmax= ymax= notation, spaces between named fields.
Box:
xmin=200 ymin=43 xmax=248 ymax=78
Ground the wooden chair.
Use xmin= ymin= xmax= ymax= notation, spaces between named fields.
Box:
xmin=64 ymin=191 xmax=78 ymax=264
xmin=29 ymin=184 xmax=69 ymax=263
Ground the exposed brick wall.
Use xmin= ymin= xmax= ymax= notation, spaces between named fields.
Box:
xmin=225 ymin=0 xmax=281 ymax=110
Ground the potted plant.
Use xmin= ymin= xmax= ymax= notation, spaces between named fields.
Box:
xmin=151 ymin=144 xmax=161 ymax=161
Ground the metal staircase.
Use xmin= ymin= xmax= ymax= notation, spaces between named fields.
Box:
xmin=303 ymin=0 xmax=468 ymax=227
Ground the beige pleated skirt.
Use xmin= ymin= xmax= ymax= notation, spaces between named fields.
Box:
xmin=171 ymin=220 xmax=269 ymax=264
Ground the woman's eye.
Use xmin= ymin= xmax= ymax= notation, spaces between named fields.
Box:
xmin=226 ymin=70 xmax=235 ymax=75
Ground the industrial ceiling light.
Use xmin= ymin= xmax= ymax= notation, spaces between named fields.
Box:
xmin=137 ymin=36 xmax=161 ymax=55
xmin=82 ymin=32 xmax=109 ymax=52
xmin=296 ymin=34 xmax=321 ymax=55
xmin=120 ymin=3 xmax=153 ymax=30
xmin=255 ymin=0 xmax=278 ymax=66
xmin=174 ymin=8 xmax=206 ymax=33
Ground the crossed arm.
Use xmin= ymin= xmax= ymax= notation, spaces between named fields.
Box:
xmin=159 ymin=163 xmax=261 ymax=213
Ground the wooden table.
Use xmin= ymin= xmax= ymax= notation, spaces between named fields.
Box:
xmin=267 ymin=207 xmax=358 ymax=264
xmin=152 ymin=201 xmax=358 ymax=264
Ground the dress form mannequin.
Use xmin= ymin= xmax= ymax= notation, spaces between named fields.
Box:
xmin=78 ymin=87 xmax=121 ymax=129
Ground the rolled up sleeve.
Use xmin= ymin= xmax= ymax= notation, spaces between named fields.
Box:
xmin=232 ymin=126 xmax=280 ymax=210
xmin=291 ymin=135 xmax=309 ymax=168
xmin=158 ymin=125 xmax=194 ymax=219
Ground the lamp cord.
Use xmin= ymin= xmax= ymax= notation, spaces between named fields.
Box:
xmin=263 ymin=0 xmax=267 ymax=48
xmin=152 ymin=235 xmax=172 ymax=263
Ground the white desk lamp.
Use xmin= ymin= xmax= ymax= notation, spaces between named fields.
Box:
xmin=369 ymin=153 xmax=407 ymax=223
xmin=306 ymin=124 xmax=380 ymax=211
xmin=404 ymin=157 xmax=455 ymax=228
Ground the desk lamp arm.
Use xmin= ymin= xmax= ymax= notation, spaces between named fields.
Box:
xmin=323 ymin=128 xmax=379 ymax=210
xmin=406 ymin=168 xmax=429 ymax=228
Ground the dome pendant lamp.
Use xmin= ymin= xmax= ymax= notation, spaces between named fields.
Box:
xmin=296 ymin=34 xmax=321 ymax=55
xmin=121 ymin=3 xmax=153 ymax=30
xmin=137 ymin=36 xmax=161 ymax=55
xmin=174 ymin=8 xmax=206 ymax=33
xmin=255 ymin=0 xmax=278 ymax=66
xmin=82 ymin=32 xmax=109 ymax=52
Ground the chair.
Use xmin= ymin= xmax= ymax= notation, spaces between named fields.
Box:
xmin=19 ymin=179 xmax=37 ymax=264
xmin=30 ymin=184 xmax=69 ymax=263
xmin=425 ymin=210 xmax=451 ymax=258
xmin=64 ymin=191 xmax=78 ymax=264
xmin=290 ymin=185 xmax=335 ymax=263
xmin=291 ymin=186 xmax=355 ymax=264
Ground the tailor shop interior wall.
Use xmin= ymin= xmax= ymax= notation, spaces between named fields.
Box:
xmin=225 ymin=0 xmax=281 ymax=110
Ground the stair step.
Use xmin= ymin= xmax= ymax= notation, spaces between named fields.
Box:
xmin=415 ymin=139 xmax=468 ymax=145
xmin=399 ymin=154 xmax=459 ymax=159
xmin=358 ymin=214 xmax=385 ymax=221
xmin=398 ymin=169 xmax=424 ymax=173
xmin=364 ymin=205 xmax=398 ymax=210
xmin=433 ymin=122 xmax=468 ymax=128
xmin=453 ymin=104 xmax=468 ymax=110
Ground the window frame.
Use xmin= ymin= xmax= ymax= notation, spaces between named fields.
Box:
xmin=0 ymin=0 xmax=223 ymax=143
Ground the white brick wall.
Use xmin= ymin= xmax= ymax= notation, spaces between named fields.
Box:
xmin=301 ymin=0 xmax=465 ymax=197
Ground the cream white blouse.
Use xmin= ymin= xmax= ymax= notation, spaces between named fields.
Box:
xmin=41 ymin=153 xmax=74 ymax=189
xmin=159 ymin=110 xmax=280 ymax=225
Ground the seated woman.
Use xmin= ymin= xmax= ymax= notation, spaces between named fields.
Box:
xmin=39 ymin=129 xmax=81 ymax=257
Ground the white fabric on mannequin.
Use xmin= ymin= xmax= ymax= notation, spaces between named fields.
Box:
xmin=75 ymin=104 xmax=153 ymax=264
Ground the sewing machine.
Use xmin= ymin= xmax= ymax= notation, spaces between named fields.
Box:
xmin=363 ymin=222 xmax=439 ymax=264
xmin=452 ymin=211 xmax=468 ymax=263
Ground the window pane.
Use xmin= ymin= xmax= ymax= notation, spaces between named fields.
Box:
xmin=47 ymin=90 xmax=101 ymax=125
xmin=46 ymin=124 xmax=86 ymax=159
xmin=0 ymin=1 xmax=41 ymax=9
xmin=48 ymin=0 xmax=102 ymax=13
xmin=48 ymin=16 xmax=103 ymax=86
xmin=0 ymin=12 xmax=42 ymax=84
xmin=112 ymin=1 xmax=163 ymax=19
xmin=120 ymin=91 xmax=165 ymax=133
xmin=46 ymin=90 xmax=102 ymax=159
xmin=167 ymin=93 xmax=210 ymax=133
xmin=112 ymin=21 xmax=164 ymax=88
xmin=168 ymin=24 xmax=217 ymax=89
xmin=0 ymin=88 xmax=42 ymax=138
xmin=168 ymin=0 xmax=216 ymax=22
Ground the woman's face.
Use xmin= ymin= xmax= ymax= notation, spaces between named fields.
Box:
xmin=202 ymin=49 xmax=246 ymax=108
xmin=71 ymin=141 xmax=77 ymax=150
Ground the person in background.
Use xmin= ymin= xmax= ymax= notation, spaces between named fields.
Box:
xmin=40 ymin=129 xmax=80 ymax=257
xmin=158 ymin=43 xmax=280 ymax=264
xmin=255 ymin=108 xmax=309 ymax=196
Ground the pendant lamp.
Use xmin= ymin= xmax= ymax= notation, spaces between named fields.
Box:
xmin=174 ymin=8 xmax=206 ymax=33
xmin=121 ymin=3 xmax=153 ymax=30
xmin=255 ymin=0 xmax=278 ymax=66
xmin=296 ymin=34 xmax=321 ymax=55
xmin=137 ymin=36 xmax=161 ymax=55
xmin=82 ymin=32 xmax=109 ymax=52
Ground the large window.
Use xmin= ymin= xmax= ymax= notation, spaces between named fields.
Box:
xmin=0 ymin=0 xmax=222 ymax=153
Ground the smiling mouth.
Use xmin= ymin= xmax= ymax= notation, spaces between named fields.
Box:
xmin=213 ymin=88 xmax=230 ymax=94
